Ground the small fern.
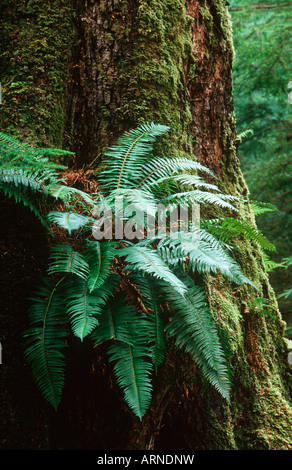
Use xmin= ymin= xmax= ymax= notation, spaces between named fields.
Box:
xmin=237 ymin=129 xmax=254 ymax=142
xmin=201 ymin=217 xmax=276 ymax=252
xmin=11 ymin=123 xmax=276 ymax=420
xmin=248 ymin=297 xmax=278 ymax=320
xmin=0 ymin=132 xmax=74 ymax=222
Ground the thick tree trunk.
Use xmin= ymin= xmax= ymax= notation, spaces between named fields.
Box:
xmin=1 ymin=0 xmax=292 ymax=450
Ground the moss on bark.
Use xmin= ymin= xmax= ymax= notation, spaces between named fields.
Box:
xmin=0 ymin=0 xmax=76 ymax=147
xmin=186 ymin=1 xmax=292 ymax=449
xmin=69 ymin=0 xmax=195 ymax=163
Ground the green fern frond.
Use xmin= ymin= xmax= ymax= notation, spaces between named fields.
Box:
xmin=143 ymin=283 xmax=166 ymax=371
xmin=262 ymin=252 xmax=285 ymax=272
xmin=202 ymin=217 xmax=276 ymax=251
xmin=108 ymin=341 xmax=153 ymax=420
xmin=159 ymin=244 xmax=188 ymax=269
xmin=160 ymin=190 xmax=239 ymax=211
xmin=196 ymin=227 xmax=233 ymax=252
xmin=136 ymin=157 xmax=216 ymax=192
xmin=0 ymin=168 xmax=49 ymax=193
xmin=48 ymin=184 xmax=96 ymax=207
xmin=278 ymin=288 xmax=292 ymax=300
xmin=127 ymin=273 xmax=166 ymax=371
xmin=163 ymin=280 xmax=230 ymax=400
xmin=104 ymin=187 xmax=158 ymax=219
xmin=0 ymin=182 xmax=47 ymax=225
xmin=0 ymin=131 xmax=74 ymax=161
xmin=157 ymin=233 xmax=256 ymax=288
xmin=66 ymin=276 xmax=115 ymax=341
xmin=0 ymin=132 xmax=31 ymax=152
xmin=47 ymin=244 xmax=90 ymax=280
xmin=99 ymin=122 xmax=170 ymax=192
xmin=237 ymin=129 xmax=254 ymax=142
xmin=0 ymin=132 xmax=77 ymax=228
xmin=118 ymin=245 xmax=187 ymax=296
xmin=90 ymin=294 xmax=154 ymax=419
xmin=84 ymin=240 xmax=116 ymax=292
xmin=90 ymin=293 xmax=135 ymax=346
xmin=249 ymin=200 xmax=279 ymax=216
xmin=149 ymin=173 xmax=220 ymax=192
xmin=90 ymin=293 xmax=152 ymax=345
xmin=23 ymin=277 xmax=68 ymax=410
xmin=47 ymin=211 xmax=94 ymax=235
xmin=104 ymin=298 xmax=153 ymax=420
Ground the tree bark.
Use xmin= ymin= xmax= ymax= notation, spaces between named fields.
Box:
xmin=1 ymin=0 xmax=292 ymax=450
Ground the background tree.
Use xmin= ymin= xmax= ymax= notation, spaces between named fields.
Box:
xmin=0 ymin=0 xmax=292 ymax=450
xmin=230 ymin=0 xmax=292 ymax=329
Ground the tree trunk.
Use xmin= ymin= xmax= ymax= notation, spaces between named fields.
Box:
xmin=1 ymin=0 xmax=292 ymax=450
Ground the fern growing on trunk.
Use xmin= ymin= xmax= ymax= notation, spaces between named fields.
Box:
xmin=0 ymin=124 xmax=275 ymax=419
xmin=0 ymin=131 xmax=93 ymax=223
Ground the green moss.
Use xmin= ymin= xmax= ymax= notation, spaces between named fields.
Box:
xmin=204 ymin=266 xmax=292 ymax=449
xmin=199 ymin=0 xmax=235 ymax=57
xmin=0 ymin=0 xmax=76 ymax=147
xmin=202 ymin=131 xmax=292 ymax=446
xmin=113 ymin=0 xmax=195 ymax=159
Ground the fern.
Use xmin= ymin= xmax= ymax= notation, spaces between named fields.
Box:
xmin=156 ymin=232 xmax=256 ymax=287
xmin=90 ymin=295 xmax=153 ymax=418
xmin=136 ymin=156 xmax=216 ymax=191
xmin=47 ymin=211 xmax=94 ymax=235
xmin=85 ymin=240 xmax=116 ymax=292
xmin=150 ymin=173 xmax=220 ymax=192
xmin=20 ymin=123 xmax=276 ymax=419
xmin=201 ymin=216 xmax=276 ymax=252
xmin=0 ymin=131 xmax=73 ymax=167
xmin=160 ymin=190 xmax=239 ymax=212
xmin=99 ymin=122 xmax=170 ymax=191
xmin=126 ymin=273 xmax=166 ymax=371
xmin=48 ymin=184 xmax=96 ymax=208
xmin=104 ymin=187 xmax=158 ymax=219
xmin=0 ymin=182 xmax=47 ymax=225
xmin=108 ymin=341 xmax=153 ymax=420
xmin=249 ymin=200 xmax=279 ymax=216
xmin=237 ymin=129 xmax=254 ymax=142
xmin=47 ymin=244 xmax=90 ymax=280
xmin=276 ymin=256 xmax=292 ymax=299
xmin=118 ymin=245 xmax=187 ymax=296
xmin=164 ymin=280 xmax=230 ymax=399
xmin=23 ymin=277 xmax=68 ymax=410
xmin=89 ymin=293 xmax=135 ymax=346
xmin=105 ymin=297 xmax=153 ymax=420
xmin=0 ymin=132 xmax=75 ymax=224
xmin=0 ymin=168 xmax=49 ymax=192
xmin=66 ymin=276 xmax=115 ymax=341
xmin=262 ymin=252 xmax=284 ymax=272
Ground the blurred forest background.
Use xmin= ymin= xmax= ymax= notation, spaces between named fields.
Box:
xmin=230 ymin=0 xmax=292 ymax=334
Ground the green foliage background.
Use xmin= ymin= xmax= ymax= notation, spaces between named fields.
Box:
xmin=230 ymin=0 xmax=292 ymax=329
